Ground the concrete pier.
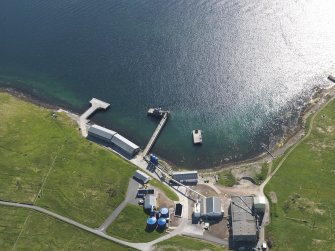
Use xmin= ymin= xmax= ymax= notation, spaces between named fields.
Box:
xmin=142 ymin=112 xmax=169 ymax=156
xmin=79 ymin=98 xmax=110 ymax=137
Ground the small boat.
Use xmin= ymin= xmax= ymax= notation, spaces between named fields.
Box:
xmin=192 ymin=129 xmax=202 ymax=144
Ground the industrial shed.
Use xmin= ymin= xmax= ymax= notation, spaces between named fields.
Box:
xmin=231 ymin=196 xmax=257 ymax=242
xmin=111 ymin=133 xmax=140 ymax=157
xmin=133 ymin=170 xmax=151 ymax=184
xmin=200 ymin=196 xmax=223 ymax=219
xmin=144 ymin=194 xmax=156 ymax=210
xmin=172 ymin=171 xmax=198 ymax=185
xmin=88 ymin=124 xmax=116 ymax=141
xmin=88 ymin=124 xmax=140 ymax=157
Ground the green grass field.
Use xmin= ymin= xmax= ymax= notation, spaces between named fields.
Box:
xmin=265 ymin=98 xmax=335 ymax=251
xmin=149 ymin=179 xmax=179 ymax=201
xmin=107 ymin=203 xmax=165 ymax=242
xmin=217 ymin=170 xmax=236 ymax=187
xmin=0 ymin=206 xmax=132 ymax=250
xmin=0 ymin=92 xmax=186 ymax=250
xmin=155 ymin=235 xmax=226 ymax=251
xmin=0 ymin=92 xmax=137 ymax=228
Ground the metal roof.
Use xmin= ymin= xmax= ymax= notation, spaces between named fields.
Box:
xmin=172 ymin=171 xmax=198 ymax=176
xmin=231 ymin=196 xmax=257 ymax=241
xmin=134 ymin=170 xmax=150 ymax=184
xmin=88 ymin=124 xmax=117 ymax=140
xmin=200 ymin=197 xmax=222 ymax=217
xmin=254 ymin=196 xmax=266 ymax=205
xmin=144 ymin=194 xmax=156 ymax=209
xmin=111 ymin=133 xmax=139 ymax=156
xmin=172 ymin=171 xmax=198 ymax=182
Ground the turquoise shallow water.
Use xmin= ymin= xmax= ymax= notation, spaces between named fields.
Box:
xmin=0 ymin=0 xmax=334 ymax=168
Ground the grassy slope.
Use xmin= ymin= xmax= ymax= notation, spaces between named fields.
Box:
xmin=0 ymin=92 xmax=136 ymax=228
xmin=0 ymin=206 xmax=132 ymax=251
xmin=149 ymin=179 xmax=179 ymax=201
xmin=265 ymin=99 xmax=335 ymax=251
xmin=107 ymin=203 xmax=165 ymax=242
xmin=217 ymin=170 xmax=236 ymax=187
xmin=155 ymin=236 xmax=226 ymax=251
xmin=0 ymin=207 xmax=27 ymax=250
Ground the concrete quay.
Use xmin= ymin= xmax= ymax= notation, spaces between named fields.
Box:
xmin=79 ymin=98 xmax=110 ymax=137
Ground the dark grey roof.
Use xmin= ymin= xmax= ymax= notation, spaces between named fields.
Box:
xmin=172 ymin=171 xmax=198 ymax=181
xmin=231 ymin=196 xmax=257 ymax=240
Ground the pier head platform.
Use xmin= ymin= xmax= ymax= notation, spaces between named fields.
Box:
xmin=79 ymin=98 xmax=110 ymax=137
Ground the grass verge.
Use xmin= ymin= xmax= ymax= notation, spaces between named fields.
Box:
xmin=149 ymin=179 xmax=179 ymax=201
xmin=107 ymin=203 xmax=165 ymax=242
xmin=264 ymin=98 xmax=335 ymax=251
xmin=217 ymin=170 xmax=236 ymax=187
xmin=155 ymin=235 xmax=227 ymax=251
xmin=0 ymin=206 xmax=132 ymax=250
xmin=254 ymin=162 xmax=269 ymax=184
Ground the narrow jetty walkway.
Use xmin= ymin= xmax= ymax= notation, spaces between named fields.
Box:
xmin=79 ymin=98 xmax=110 ymax=137
xmin=142 ymin=112 xmax=169 ymax=156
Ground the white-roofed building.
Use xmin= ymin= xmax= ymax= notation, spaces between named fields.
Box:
xmin=88 ymin=124 xmax=117 ymax=141
xmin=88 ymin=124 xmax=140 ymax=157
xmin=144 ymin=194 xmax=156 ymax=210
xmin=253 ymin=196 xmax=266 ymax=213
xmin=200 ymin=196 xmax=223 ymax=219
xmin=111 ymin=133 xmax=140 ymax=157
xmin=133 ymin=170 xmax=151 ymax=184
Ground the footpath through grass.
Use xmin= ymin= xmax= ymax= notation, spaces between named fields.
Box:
xmin=0 ymin=92 xmax=136 ymax=228
xmin=107 ymin=203 xmax=165 ymax=242
xmin=265 ymin=98 xmax=335 ymax=251
xmin=0 ymin=206 xmax=132 ymax=250
xmin=155 ymin=235 xmax=226 ymax=251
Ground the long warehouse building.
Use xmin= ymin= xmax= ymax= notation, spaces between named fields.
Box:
xmin=172 ymin=171 xmax=198 ymax=185
xmin=88 ymin=124 xmax=140 ymax=157
xmin=231 ymin=196 xmax=257 ymax=242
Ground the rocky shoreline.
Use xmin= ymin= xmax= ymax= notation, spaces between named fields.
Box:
xmin=1 ymin=83 xmax=334 ymax=173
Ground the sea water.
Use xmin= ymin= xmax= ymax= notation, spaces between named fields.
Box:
xmin=0 ymin=0 xmax=334 ymax=168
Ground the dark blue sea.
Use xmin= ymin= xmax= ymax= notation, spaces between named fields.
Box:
xmin=0 ymin=0 xmax=334 ymax=168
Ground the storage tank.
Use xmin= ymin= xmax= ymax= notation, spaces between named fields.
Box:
xmin=147 ymin=217 xmax=157 ymax=229
xmin=160 ymin=208 xmax=169 ymax=218
xmin=157 ymin=218 xmax=166 ymax=229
